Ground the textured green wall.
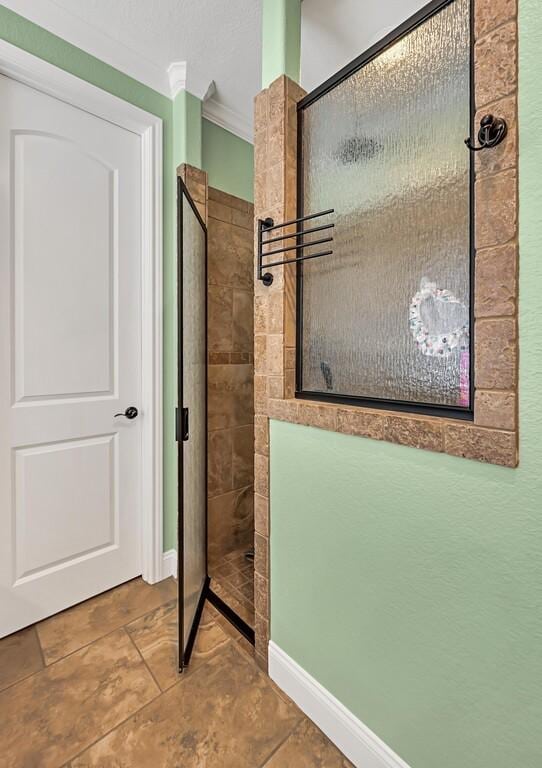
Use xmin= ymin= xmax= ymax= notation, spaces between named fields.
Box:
xmin=261 ymin=0 xmax=301 ymax=88
xmin=173 ymin=89 xmax=203 ymax=169
xmin=270 ymin=2 xmax=542 ymax=767
xmin=202 ymin=119 xmax=254 ymax=202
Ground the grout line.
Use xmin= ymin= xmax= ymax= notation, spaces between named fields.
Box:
xmin=474 ymin=16 xmax=517 ymax=45
xmin=257 ymin=719 xmax=303 ymax=768
xmin=474 ymin=164 xmax=517 ymax=183
xmin=65 ymin=654 xmax=287 ymax=768
xmin=1 ymin=589 xmax=177 ymax=692
xmin=474 ymin=236 xmax=518 ymax=254
xmin=124 ymin=626 xmax=164 ymax=694
xmin=0 ymin=625 xmax=127 ymax=696
xmin=63 ymin=629 xmax=241 ymax=766
xmin=63 ymin=666 xmax=164 ymax=765
xmin=34 ymin=624 xmax=47 ymax=670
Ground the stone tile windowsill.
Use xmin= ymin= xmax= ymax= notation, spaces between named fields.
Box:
xmin=267 ymin=397 xmax=518 ymax=468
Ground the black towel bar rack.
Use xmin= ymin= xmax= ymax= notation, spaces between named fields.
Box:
xmin=257 ymin=208 xmax=335 ymax=287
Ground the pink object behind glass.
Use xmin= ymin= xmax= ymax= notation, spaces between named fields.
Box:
xmin=459 ymin=350 xmax=470 ymax=406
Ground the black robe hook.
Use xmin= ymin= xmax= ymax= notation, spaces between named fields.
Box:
xmin=465 ymin=114 xmax=507 ymax=152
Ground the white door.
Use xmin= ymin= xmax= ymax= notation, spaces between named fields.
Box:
xmin=0 ymin=73 xmax=142 ymax=637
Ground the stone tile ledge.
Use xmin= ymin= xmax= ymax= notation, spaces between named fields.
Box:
xmin=267 ymin=398 xmax=518 ymax=468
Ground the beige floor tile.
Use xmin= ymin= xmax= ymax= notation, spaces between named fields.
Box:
xmin=72 ymin=641 xmax=301 ymax=768
xmin=263 ymin=719 xmax=353 ymax=767
xmin=0 ymin=625 xmax=43 ymax=692
xmin=127 ymin=600 xmax=230 ymax=690
xmin=37 ymin=577 xmax=177 ymax=664
xmin=0 ymin=628 xmax=159 ymax=768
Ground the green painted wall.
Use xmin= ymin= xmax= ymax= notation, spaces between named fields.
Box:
xmin=270 ymin=3 xmax=542 ymax=768
xmin=173 ymin=89 xmax=203 ymax=169
xmin=261 ymin=0 xmax=301 ymax=88
xmin=202 ymin=119 xmax=254 ymax=202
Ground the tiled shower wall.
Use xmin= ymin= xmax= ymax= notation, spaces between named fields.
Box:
xmin=207 ymin=187 xmax=255 ymax=573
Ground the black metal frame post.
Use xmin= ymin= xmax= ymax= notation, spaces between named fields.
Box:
xmin=295 ymin=0 xmax=476 ymax=421
xmin=177 ymin=177 xmax=209 ymax=671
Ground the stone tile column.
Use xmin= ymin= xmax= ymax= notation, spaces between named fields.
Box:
xmin=253 ymin=75 xmax=304 ymax=670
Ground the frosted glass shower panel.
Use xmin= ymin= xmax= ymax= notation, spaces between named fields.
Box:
xmin=299 ymin=0 xmax=471 ymax=408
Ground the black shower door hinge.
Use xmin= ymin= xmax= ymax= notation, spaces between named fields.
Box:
xmin=175 ymin=407 xmax=189 ymax=442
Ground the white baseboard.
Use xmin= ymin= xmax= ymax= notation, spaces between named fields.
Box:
xmin=268 ymin=642 xmax=411 ymax=768
xmin=161 ymin=549 xmax=178 ymax=579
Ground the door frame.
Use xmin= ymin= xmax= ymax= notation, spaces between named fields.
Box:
xmin=0 ymin=40 xmax=164 ymax=584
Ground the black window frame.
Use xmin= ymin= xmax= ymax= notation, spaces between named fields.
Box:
xmin=295 ymin=0 xmax=475 ymax=421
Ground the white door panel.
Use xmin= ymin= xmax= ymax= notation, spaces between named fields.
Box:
xmin=13 ymin=131 xmax=115 ymax=401
xmin=0 ymin=74 xmax=142 ymax=636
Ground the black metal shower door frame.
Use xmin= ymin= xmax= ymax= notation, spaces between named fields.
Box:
xmin=177 ymin=176 xmax=210 ymax=671
xmin=295 ymin=0 xmax=476 ymax=421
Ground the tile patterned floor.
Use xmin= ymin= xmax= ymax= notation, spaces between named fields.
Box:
xmin=0 ymin=578 xmax=352 ymax=768
xmin=210 ymin=546 xmax=255 ymax=628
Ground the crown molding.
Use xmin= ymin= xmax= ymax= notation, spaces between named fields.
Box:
xmin=202 ymin=98 xmax=254 ymax=144
xmin=167 ymin=60 xmax=216 ymax=103
xmin=167 ymin=61 xmax=187 ymax=98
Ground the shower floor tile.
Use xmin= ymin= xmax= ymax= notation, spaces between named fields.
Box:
xmin=211 ymin=545 xmax=255 ymax=627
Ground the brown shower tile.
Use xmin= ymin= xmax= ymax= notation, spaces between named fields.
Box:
xmin=475 ymin=168 xmax=517 ymax=251
xmin=236 ymin=578 xmax=255 ymax=604
xmin=209 ymin=198 xmax=233 ymax=224
xmin=211 ymin=578 xmax=254 ymax=627
xmin=209 ymin=186 xmax=249 ymax=213
xmin=232 ymin=363 xmax=255 ymax=426
xmin=208 ymin=487 xmax=253 ymax=570
xmin=127 ymin=601 xmax=230 ymax=691
xmin=233 ymin=424 xmax=255 ymax=487
xmin=37 ymin=577 xmax=176 ymax=664
xmin=209 ymin=351 xmax=230 ymax=364
xmin=0 ymin=626 xmax=43 ymax=692
xmin=240 ymin=561 xmax=254 ymax=578
xmin=255 ymin=493 xmax=269 ymax=537
xmin=209 ymin=218 xmax=253 ymax=292
xmin=230 ymin=226 xmax=255 ymax=291
xmin=255 ymin=532 xmax=269 ymax=578
xmin=254 ymin=572 xmax=269 ymax=620
xmin=208 ymin=427 xmax=234 ymax=497
xmin=208 ymin=364 xmax=236 ymax=430
xmin=208 ymin=284 xmax=233 ymax=352
xmin=263 ymin=718 xmax=353 ymax=767
xmin=225 ymin=548 xmax=247 ymax=563
xmin=475 ymin=241 xmax=517 ymax=318
xmin=208 ymin=364 xmax=253 ymax=431
xmin=233 ymin=289 xmax=254 ymax=353
xmin=232 ymin=206 xmax=254 ymax=230
xmin=474 ymin=21 xmax=517 ymax=108
xmin=71 ymin=642 xmax=300 ymax=768
xmin=0 ymin=629 xmax=159 ymax=768
xmin=213 ymin=560 xmax=237 ymax=578
xmin=475 ymin=317 xmax=517 ymax=390
xmin=228 ymin=568 xmax=252 ymax=589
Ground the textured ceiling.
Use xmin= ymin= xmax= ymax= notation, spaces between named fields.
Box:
xmin=4 ymin=0 xmax=431 ymax=137
xmin=300 ymin=0 xmax=428 ymax=94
